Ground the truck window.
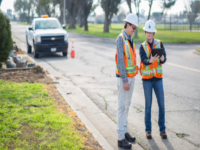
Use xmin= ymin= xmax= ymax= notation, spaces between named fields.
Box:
xmin=35 ymin=20 xmax=62 ymax=30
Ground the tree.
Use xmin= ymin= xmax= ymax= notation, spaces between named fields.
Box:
xmin=14 ymin=0 xmax=35 ymax=23
xmin=100 ymin=0 xmax=121 ymax=32
xmin=126 ymin=0 xmax=132 ymax=13
xmin=185 ymin=0 xmax=200 ymax=31
xmin=81 ymin=0 xmax=95 ymax=31
xmin=65 ymin=0 xmax=80 ymax=29
xmin=126 ymin=0 xmax=141 ymax=38
xmin=35 ymin=0 xmax=57 ymax=17
xmin=160 ymin=0 xmax=177 ymax=15
xmin=152 ymin=12 xmax=162 ymax=21
xmin=0 ymin=0 xmax=2 ymax=6
xmin=78 ymin=8 xmax=84 ymax=28
xmin=146 ymin=0 xmax=153 ymax=20
xmin=0 ymin=11 xmax=13 ymax=68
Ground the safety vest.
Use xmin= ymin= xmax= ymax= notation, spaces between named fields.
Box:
xmin=115 ymin=32 xmax=138 ymax=78
xmin=140 ymin=39 xmax=163 ymax=79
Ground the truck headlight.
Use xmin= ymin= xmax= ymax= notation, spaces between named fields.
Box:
xmin=35 ymin=35 xmax=41 ymax=43
xmin=64 ymin=34 xmax=68 ymax=41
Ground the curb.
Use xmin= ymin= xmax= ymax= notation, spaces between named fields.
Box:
xmin=55 ymin=78 xmax=114 ymax=150
xmin=38 ymin=63 xmax=115 ymax=150
xmin=193 ymin=50 xmax=200 ymax=55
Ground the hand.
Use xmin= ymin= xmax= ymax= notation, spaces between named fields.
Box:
xmin=149 ymin=54 xmax=160 ymax=63
xmin=160 ymin=55 xmax=164 ymax=62
xmin=123 ymin=82 xmax=129 ymax=91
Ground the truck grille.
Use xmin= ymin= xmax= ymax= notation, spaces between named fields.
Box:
xmin=41 ymin=36 xmax=64 ymax=44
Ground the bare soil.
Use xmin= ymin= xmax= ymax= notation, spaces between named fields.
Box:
xmin=14 ymin=47 xmax=24 ymax=55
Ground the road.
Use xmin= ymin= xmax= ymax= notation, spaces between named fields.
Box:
xmin=11 ymin=22 xmax=200 ymax=150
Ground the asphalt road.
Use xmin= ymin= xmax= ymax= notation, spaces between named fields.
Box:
xmin=11 ymin=22 xmax=200 ymax=150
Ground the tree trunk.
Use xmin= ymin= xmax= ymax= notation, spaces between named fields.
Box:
xmin=79 ymin=9 xmax=84 ymax=28
xmin=104 ymin=15 xmax=109 ymax=32
xmin=134 ymin=28 xmax=138 ymax=38
xmin=147 ymin=0 xmax=153 ymax=20
xmin=127 ymin=0 xmax=132 ymax=13
xmin=134 ymin=13 xmax=139 ymax=38
xmin=80 ymin=18 xmax=84 ymax=28
xmin=69 ymin=15 xmax=76 ymax=29
xmin=190 ymin=23 xmax=192 ymax=31
xmin=84 ymin=15 xmax=88 ymax=31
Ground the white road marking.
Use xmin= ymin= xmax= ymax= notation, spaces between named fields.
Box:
xmin=166 ymin=62 xmax=200 ymax=73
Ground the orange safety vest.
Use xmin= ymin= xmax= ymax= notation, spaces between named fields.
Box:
xmin=140 ymin=39 xmax=163 ymax=79
xmin=115 ymin=32 xmax=138 ymax=78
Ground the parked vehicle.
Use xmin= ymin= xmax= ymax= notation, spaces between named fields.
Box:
xmin=26 ymin=15 xmax=68 ymax=58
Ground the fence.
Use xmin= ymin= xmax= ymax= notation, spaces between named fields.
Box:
xmin=153 ymin=14 xmax=200 ymax=32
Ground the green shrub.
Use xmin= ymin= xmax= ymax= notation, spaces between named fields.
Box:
xmin=0 ymin=10 xmax=13 ymax=68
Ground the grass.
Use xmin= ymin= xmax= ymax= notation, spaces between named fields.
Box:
xmin=0 ymin=80 xmax=84 ymax=149
xmin=17 ymin=21 xmax=200 ymax=43
xmin=67 ymin=24 xmax=200 ymax=43
xmin=196 ymin=48 xmax=200 ymax=52
xmin=18 ymin=22 xmax=31 ymax=25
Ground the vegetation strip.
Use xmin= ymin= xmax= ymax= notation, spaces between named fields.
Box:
xmin=67 ymin=24 xmax=200 ymax=43
xmin=0 ymin=73 xmax=102 ymax=149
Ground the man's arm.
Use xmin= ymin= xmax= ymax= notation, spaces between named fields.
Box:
xmin=116 ymin=36 xmax=128 ymax=83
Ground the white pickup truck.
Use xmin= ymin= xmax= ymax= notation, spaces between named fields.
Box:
xmin=26 ymin=15 xmax=68 ymax=58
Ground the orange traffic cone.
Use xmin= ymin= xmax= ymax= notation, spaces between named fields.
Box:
xmin=71 ymin=41 xmax=75 ymax=58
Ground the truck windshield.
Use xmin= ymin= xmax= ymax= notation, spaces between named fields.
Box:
xmin=35 ymin=20 xmax=62 ymax=30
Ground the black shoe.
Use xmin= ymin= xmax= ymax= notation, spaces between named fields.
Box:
xmin=118 ymin=139 xmax=132 ymax=149
xmin=146 ymin=132 xmax=152 ymax=139
xmin=125 ymin=133 xmax=136 ymax=142
xmin=160 ymin=131 xmax=167 ymax=139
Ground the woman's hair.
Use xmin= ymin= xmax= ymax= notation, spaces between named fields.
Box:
xmin=145 ymin=31 xmax=155 ymax=36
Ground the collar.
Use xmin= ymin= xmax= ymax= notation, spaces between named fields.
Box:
xmin=145 ymin=38 xmax=159 ymax=46
xmin=122 ymin=30 xmax=133 ymax=42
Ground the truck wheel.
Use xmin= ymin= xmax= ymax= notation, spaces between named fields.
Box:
xmin=26 ymin=37 xmax=32 ymax=53
xmin=62 ymin=52 xmax=67 ymax=57
xmin=33 ymin=41 xmax=39 ymax=58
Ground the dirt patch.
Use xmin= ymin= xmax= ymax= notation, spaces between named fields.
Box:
xmin=0 ymin=67 xmax=49 ymax=83
xmin=14 ymin=47 xmax=24 ymax=55
xmin=0 ymin=66 xmax=103 ymax=150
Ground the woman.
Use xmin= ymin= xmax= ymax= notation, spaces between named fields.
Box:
xmin=139 ymin=20 xmax=167 ymax=139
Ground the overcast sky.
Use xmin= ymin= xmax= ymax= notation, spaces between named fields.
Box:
xmin=0 ymin=0 xmax=185 ymax=16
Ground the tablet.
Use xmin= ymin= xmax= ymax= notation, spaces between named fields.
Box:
xmin=151 ymin=48 xmax=165 ymax=57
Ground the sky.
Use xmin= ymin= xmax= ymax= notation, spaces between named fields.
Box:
xmin=0 ymin=0 xmax=185 ymax=16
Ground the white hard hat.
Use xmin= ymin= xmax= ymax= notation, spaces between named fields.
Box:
xmin=123 ymin=13 xmax=138 ymax=27
xmin=143 ymin=20 xmax=157 ymax=32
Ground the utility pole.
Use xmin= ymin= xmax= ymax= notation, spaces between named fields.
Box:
xmin=63 ymin=0 xmax=65 ymax=24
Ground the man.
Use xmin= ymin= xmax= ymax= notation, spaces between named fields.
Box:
xmin=115 ymin=13 xmax=138 ymax=149
xmin=139 ymin=20 xmax=167 ymax=139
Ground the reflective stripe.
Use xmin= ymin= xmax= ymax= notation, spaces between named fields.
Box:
xmin=143 ymin=42 xmax=149 ymax=70
xmin=141 ymin=69 xmax=156 ymax=76
xmin=157 ymin=68 xmax=162 ymax=73
xmin=126 ymin=66 xmax=137 ymax=73
xmin=124 ymin=40 xmax=133 ymax=67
